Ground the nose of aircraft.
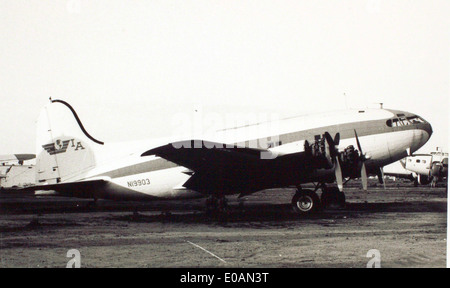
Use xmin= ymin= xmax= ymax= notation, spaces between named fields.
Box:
xmin=424 ymin=122 xmax=433 ymax=139
xmin=414 ymin=116 xmax=433 ymax=151
xmin=419 ymin=116 xmax=433 ymax=142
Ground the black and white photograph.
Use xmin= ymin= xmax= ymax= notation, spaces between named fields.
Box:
xmin=0 ymin=0 xmax=448 ymax=271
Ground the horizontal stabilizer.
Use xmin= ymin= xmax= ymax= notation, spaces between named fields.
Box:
xmin=0 ymin=154 xmax=36 ymax=163
xmin=8 ymin=179 xmax=108 ymax=198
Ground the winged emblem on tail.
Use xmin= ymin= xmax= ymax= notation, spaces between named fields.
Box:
xmin=42 ymin=140 xmax=71 ymax=155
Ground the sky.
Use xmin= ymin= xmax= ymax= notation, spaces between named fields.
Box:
xmin=1 ymin=0 xmax=449 ymax=155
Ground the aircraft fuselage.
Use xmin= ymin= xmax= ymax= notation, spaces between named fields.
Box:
xmin=61 ymin=108 xmax=432 ymax=200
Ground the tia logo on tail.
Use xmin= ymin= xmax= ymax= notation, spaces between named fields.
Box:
xmin=42 ymin=139 xmax=85 ymax=155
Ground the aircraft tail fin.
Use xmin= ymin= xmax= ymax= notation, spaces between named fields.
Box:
xmin=36 ymin=99 xmax=103 ymax=184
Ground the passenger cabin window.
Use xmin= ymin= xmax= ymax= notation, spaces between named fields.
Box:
xmin=422 ymin=160 xmax=426 ymax=163
xmin=416 ymin=160 xmax=420 ymax=163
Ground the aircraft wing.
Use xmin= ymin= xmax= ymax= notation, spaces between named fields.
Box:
xmin=142 ymin=140 xmax=318 ymax=196
xmin=142 ymin=140 xmax=278 ymax=170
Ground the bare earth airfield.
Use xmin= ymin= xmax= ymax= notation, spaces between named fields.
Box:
xmin=0 ymin=179 xmax=446 ymax=268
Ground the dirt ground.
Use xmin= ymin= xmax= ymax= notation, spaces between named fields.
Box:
xmin=0 ymin=180 xmax=447 ymax=268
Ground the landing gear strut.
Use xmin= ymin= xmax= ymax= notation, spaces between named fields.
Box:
xmin=321 ymin=186 xmax=346 ymax=209
xmin=291 ymin=188 xmax=321 ymax=215
xmin=205 ymin=194 xmax=229 ymax=215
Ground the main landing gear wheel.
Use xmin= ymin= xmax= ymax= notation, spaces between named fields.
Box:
xmin=321 ymin=187 xmax=346 ymax=209
xmin=292 ymin=189 xmax=321 ymax=215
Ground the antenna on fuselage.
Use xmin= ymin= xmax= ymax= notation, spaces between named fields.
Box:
xmin=371 ymin=102 xmax=384 ymax=109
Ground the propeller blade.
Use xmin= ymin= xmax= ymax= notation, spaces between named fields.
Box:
xmin=324 ymin=132 xmax=333 ymax=143
xmin=354 ymin=129 xmax=363 ymax=155
xmin=335 ymin=156 xmax=344 ymax=192
xmin=406 ymin=147 xmax=411 ymax=156
xmin=323 ymin=132 xmax=336 ymax=165
xmin=379 ymin=167 xmax=386 ymax=190
xmin=325 ymin=132 xmax=344 ymax=191
xmin=361 ymin=162 xmax=368 ymax=191
xmin=334 ymin=133 xmax=340 ymax=146
xmin=304 ymin=140 xmax=311 ymax=156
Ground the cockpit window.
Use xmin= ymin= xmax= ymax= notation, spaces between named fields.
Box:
xmin=406 ymin=116 xmax=425 ymax=124
xmin=397 ymin=114 xmax=411 ymax=126
xmin=386 ymin=115 xmax=425 ymax=127
xmin=386 ymin=118 xmax=409 ymax=127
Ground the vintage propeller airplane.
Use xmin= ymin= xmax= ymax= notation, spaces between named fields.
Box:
xmin=384 ymin=152 xmax=447 ymax=187
xmin=14 ymin=99 xmax=432 ymax=215
xmin=1 ymin=154 xmax=35 ymax=189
